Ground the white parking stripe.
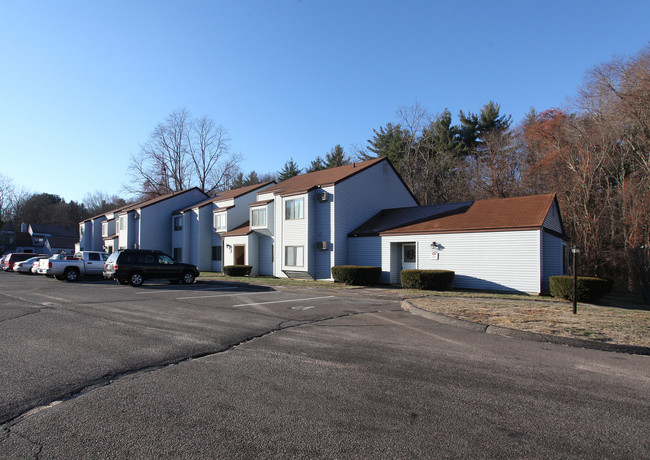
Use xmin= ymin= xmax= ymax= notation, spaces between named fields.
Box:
xmin=176 ymin=291 xmax=278 ymax=300
xmin=231 ymin=296 xmax=334 ymax=307
xmin=136 ymin=286 xmax=241 ymax=295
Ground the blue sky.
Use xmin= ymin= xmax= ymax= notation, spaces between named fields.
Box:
xmin=1 ymin=0 xmax=648 ymax=203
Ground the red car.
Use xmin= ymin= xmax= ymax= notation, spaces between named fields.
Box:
xmin=2 ymin=253 xmax=45 ymax=272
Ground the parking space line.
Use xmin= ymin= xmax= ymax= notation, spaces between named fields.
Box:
xmin=176 ymin=291 xmax=279 ymax=300
xmin=136 ymin=286 xmax=241 ymax=295
xmin=231 ymin=296 xmax=334 ymax=307
xmin=31 ymin=292 xmax=71 ymax=302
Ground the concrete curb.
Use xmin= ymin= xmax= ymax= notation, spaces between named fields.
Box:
xmin=401 ymin=300 xmax=650 ymax=356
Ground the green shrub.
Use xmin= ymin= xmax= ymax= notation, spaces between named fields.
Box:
xmin=223 ymin=265 xmax=253 ymax=277
xmin=401 ymin=270 xmax=455 ymax=291
xmin=549 ymin=276 xmax=612 ymax=302
xmin=331 ymin=265 xmax=381 ymax=286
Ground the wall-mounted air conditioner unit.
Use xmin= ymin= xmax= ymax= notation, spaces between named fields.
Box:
xmin=317 ymin=192 xmax=329 ymax=202
xmin=316 ymin=241 xmax=329 ymax=251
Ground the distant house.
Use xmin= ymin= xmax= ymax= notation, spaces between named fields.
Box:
xmin=223 ymin=157 xmax=418 ymax=278
xmin=79 ymin=188 xmax=209 ymax=255
xmin=29 ymin=224 xmax=78 ymax=255
xmin=349 ymin=194 xmax=567 ymax=294
xmin=44 ymin=236 xmax=77 ymax=255
xmin=171 ymin=182 xmax=275 ymax=271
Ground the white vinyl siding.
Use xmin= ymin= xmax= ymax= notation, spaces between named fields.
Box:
xmin=279 ymin=194 xmax=309 ymax=275
xmin=381 ymin=230 xmax=542 ymax=293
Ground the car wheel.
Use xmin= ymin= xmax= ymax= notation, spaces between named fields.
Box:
xmin=55 ymin=274 xmax=65 ymax=280
xmin=181 ymin=271 xmax=195 ymax=285
xmin=128 ymin=272 xmax=144 ymax=287
xmin=64 ymin=268 xmax=79 ymax=282
xmin=117 ymin=278 xmax=128 ymax=285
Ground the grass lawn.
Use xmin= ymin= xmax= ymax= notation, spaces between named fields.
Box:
xmin=199 ymin=272 xmax=650 ymax=348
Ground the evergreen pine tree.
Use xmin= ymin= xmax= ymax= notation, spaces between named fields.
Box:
xmin=278 ymin=158 xmax=301 ymax=181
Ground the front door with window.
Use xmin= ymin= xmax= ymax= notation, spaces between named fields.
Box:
xmin=234 ymin=245 xmax=246 ymax=265
xmin=402 ymin=243 xmax=417 ymax=270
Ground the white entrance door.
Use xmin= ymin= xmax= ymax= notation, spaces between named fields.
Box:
xmin=402 ymin=243 xmax=417 ymax=270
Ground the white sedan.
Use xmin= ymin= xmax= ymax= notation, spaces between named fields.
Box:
xmin=14 ymin=256 xmax=47 ymax=274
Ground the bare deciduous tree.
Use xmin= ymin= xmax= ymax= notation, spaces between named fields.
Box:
xmin=127 ymin=109 xmax=241 ymax=197
xmin=188 ymin=116 xmax=241 ymax=195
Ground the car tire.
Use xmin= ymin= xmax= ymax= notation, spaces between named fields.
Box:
xmin=64 ymin=268 xmax=79 ymax=282
xmin=181 ymin=271 xmax=195 ymax=285
xmin=128 ymin=272 xmax=144 ymax=287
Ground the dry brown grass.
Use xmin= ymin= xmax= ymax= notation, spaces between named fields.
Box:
xmin=408 ymin=296 xmax=650 ymax=347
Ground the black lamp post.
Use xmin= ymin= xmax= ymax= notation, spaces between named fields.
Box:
xmin=571 ymin=247 xmax=580 ymax=314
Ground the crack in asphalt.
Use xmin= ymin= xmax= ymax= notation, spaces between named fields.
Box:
xmin=0 ymin=309 xmax=389 ymax=435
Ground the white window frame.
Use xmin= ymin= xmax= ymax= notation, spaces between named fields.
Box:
xmin=251 ymin=208 xmax=266 ymax=227
xmin=214 ymin=213 xmax=227 ymax=232
xmin=285 ymin=246 xmax=304 ymax=267
xmin=285 ymin=198 xmax=304 ymax=220
xmin=102 ymin=221 xmax=108 ymax=238
xmin=119 ymin=216 xmax=126 ymax=231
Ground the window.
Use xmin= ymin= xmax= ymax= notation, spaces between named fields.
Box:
xmin=102 ymin=221 xmax=108 ymax=237
xmin=214 ymin=213 xmax=227 ymax=232
xmin=172 ymin=248 xmax=182 ymax=262
xmin=119 ymin=216 xmax=126 ymax=231
xmin=214 ymin=212 xmax=226 ymax=232
xmin=285 ymin=246 xmax=304 ymax=267
xmin=212 ymin=246 xmax=222 ymax=261
xmin=173 ymin=216 xmax=183 ymax=231
xmin=251 ymin=208 xmax=266 ymax=227
xmin=80 ymin=226 xmax=85 ymax=237
xmin=285 ymin=198 xmax=303 ymax=220
xmin=88 ymin=253 xmax=100 ymax=261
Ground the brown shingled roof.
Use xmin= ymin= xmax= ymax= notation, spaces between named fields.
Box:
xmin=262 ymin=157 xmax=386 ymax=196
xmin=221 ymin=221 xmax=252 ymax=237
xmin=173 ymin=182 xmax=275 ymax=214
xmin=381 ymin=194 xmax=559 ymax=235
xmin=120 ymin=188 xmax=209 ymax=214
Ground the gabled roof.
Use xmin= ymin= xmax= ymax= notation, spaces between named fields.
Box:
xmin=221 ymin=221 xmax=252 ymax=237
xmin=15 ymin=232 xmax=33 ymax=247
xmin=173 ymin=182 xmax=275 ymax=215
xmin=45 ymin=236 xmax=78 ymax=249
xmin=380 ymin=194 xmax=559 ymax=235
xmin=30 ymin=223 xmax=78 ymax=238
xmin=262 ymin=157 xmax=406 ymax=197
xmin=119 ymin=188 xmax=209 ymax=214
xmin=349 ymin=202 xmax=472 ymax=237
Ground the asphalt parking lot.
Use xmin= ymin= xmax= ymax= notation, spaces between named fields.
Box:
xmin=0 ymin=271 xmax=649 ymax=458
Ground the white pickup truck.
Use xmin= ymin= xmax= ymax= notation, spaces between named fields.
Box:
xmin=41 ymin=251 xmax=110 ymax=281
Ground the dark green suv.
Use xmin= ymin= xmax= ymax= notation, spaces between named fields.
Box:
xmin=103 ymin=249 xmax=199 ymax=287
